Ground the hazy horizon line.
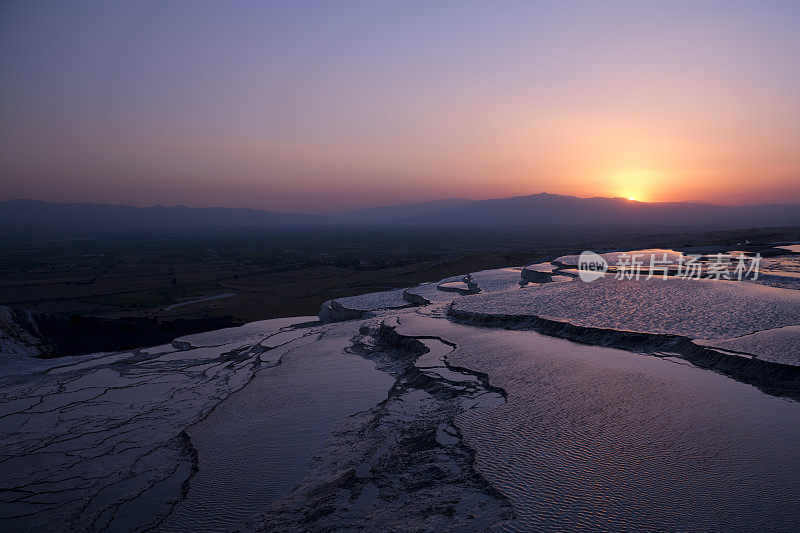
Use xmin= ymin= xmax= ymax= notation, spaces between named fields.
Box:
xmin=3 ymin=192 xmax=800 ymax=215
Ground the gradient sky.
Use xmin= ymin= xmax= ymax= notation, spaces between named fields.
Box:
xmin=1 ymin=1 xmax=799 ymax=212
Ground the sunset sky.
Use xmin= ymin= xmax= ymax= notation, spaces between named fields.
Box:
xmin=1 ymin=1 xmax=799 ymax=212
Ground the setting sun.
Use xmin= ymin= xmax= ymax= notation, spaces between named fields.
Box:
xmin=627 ymin=196 xmax=638 ymax=201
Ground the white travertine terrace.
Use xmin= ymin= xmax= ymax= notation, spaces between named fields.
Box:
xmin=4 ymin=248 xmax=800 ymax=530
xmin=451 ymin=276 xmax=800 ymax=340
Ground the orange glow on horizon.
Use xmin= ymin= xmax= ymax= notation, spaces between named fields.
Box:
xmin=1 ymin=2 xmax=799 ymax=211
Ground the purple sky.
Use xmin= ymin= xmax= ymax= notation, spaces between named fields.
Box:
xmin=1 ymin=1 xmax=799 ymax=212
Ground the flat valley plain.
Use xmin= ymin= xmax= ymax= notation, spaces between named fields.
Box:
xmin=2 ymin=225 xmax=798 ymax=325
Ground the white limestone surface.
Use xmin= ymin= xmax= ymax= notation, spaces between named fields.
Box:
xmin=695 ymin=325 xmax=800 ymax=366
xmin=451 ymin=276 xmax=800 ymax=340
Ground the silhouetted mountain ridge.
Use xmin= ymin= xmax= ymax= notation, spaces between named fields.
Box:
xmin=391 ymin=193 xmax=800 ymax=229
xmin=2 ymin=195 xmax=799 ymax=238
xmin=0 ymin=200 xmax=325 ymax=235
xmin=336 ymin=198 xmax=474 ymax=223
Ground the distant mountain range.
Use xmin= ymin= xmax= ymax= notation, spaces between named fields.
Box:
xmin=2 ymin=194 xmax=800 ymax=238
xmin=390 ymin=193 xmax=800 ymax=229
xmin=336 ymin=198 xmax=474 ymax=224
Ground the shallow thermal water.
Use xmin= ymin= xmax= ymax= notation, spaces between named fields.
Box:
xmin=776 ymin=244 xmax=800 ymax=253
xmin=439 ymin=281 xmax=470 ymax=291
xmin=161 ymin=324 xmax=393 ymax=531
xmin=395 ymin=314 xmax=800 ymax=531
xmin=453 ymin=276 xmax=800 ymax=339
xmin=555 ymin=248 xmax=686 ymax=267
